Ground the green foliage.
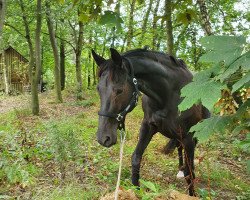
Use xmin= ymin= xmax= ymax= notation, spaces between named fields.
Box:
xmin=46 ymin=119 xmax=84 ymax=163
xmin=199 ymin=36 xmax=245 ymax=65
xmin=135 ymin=179 xmax=161 ymax=200
xmin=0 ymin=130 xmax=41 ymax=187
xmin=99 ymin=11 xmax=123 ymax=32
xmin=197 ymin=188 xmax=217 ymax=200
xmin=179 ymin=80 xmax=225 ymax=111
xmin=179 ymin=35 xmax=250 ymax=173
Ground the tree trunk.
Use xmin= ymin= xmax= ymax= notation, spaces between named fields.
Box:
xmin=87 ymin=50 xmax=91 ymax=89
xmin=197 ymin=0 xmax=213 ymax=35
xmin=19 ymin=0 xmax=39 ymax=115
xmin=92 ymin=31 xmax=97 ymax=86
xmin=139 ymin=0 xmax=153 ymax=47
xmin=152 ymin=0 xmax=160 ymax=50
xmin=111 ymin=2 xmax=121 ymax=48
xmin=165 ymin=0 xmax=175 ymax=56
xmin=126 ymin=0 xmax=136 ymax=49
xmin=31 ymin=0 xmax=42 ymax=114
xmin=156 ymin=18 xmax=165 ymax=51
xmin=60 ymin=37 xmax=65 ymax=90
xmin=45 ymin=1 xmax=63 ymax=103
xmin=2 ymin=51 xmax=9 ymax=94
xmin=75 ymin=15 xmax=84 ymax=100
xmin=60 ymin=19 xmax=65 ymax=90
xmin=101 ymin=28 xmax=108 ymax=57
xmin=0 ymin=0 xmax=6 ymax=47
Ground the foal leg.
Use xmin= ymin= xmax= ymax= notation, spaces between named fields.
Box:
xmin=131 ymin=120 xmax=156 ymax=186
xmin=182 ymin=134 xmax=196 ymax=196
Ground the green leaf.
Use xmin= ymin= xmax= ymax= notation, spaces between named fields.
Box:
xmin=239 ymin=135 xmax=250 ymax=150
xmin=200 ymin=35 xmax=245 ymax=51
xmin=176 ymin=9 xmax=197 ymax=25
xmin=140 ymin=179 xmax=158 ymax=193
xmin=179 ymin=80 xmax=225 ymax=111
xmin=232 ymin=71 xmax=250 ymax=92
xmin=79 ymin=13 xmax=89 ymax=22
xmin=218 ymin=51 xmax=250 ymax=81
xmin=199 ymin=36 xmax=245 ymax=65
xmin=99 ymin=11 xmax=123 ymax=31
xmin=191 ymin=116 xmax=232 ymax=143
xmin=57 ymin=0 xmax=65 ymax=4
xmin=235 ymin=99 xmax=250 ymax=117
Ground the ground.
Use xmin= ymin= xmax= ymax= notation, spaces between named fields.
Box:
xmin=0 ymin=90 xmax=249 ymax=200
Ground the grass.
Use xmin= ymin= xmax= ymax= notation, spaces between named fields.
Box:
xmin=0 ymin=90 xmax=249 ymax=199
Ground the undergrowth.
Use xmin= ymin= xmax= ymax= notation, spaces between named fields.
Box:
xmin=0 ymin=90 xmax=249 ymax=200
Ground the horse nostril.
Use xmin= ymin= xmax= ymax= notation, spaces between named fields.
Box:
xmin=104 ymin=136 xmax=111 ymax=146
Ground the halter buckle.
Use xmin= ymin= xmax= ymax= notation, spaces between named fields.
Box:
xmin=116 ymin=114 xmax=123 ymax=122
xmin=133 ymin=78 xmax=137 ymax=85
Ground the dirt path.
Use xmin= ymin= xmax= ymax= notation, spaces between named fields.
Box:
xmin=0 ymin=95 xmax=30 ymax=114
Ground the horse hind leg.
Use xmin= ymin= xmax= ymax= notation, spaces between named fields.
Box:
xmin=163 ymin=138 xmax=177 ymax=154
xmin=182 ymin=134 xmax=196 ymax=196
xmin=176 ymin=140 xmax=185 ymax=178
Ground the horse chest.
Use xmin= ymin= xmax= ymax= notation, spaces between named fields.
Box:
xmin=148 ymin=110 xmax=180 ymax=138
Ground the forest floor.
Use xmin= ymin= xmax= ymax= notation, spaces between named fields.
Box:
xmin=0 ymin=90 xmax=249 ymax=200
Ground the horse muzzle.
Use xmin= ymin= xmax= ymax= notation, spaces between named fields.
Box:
xmin=97 ymin=130 xmax=117 ymax=148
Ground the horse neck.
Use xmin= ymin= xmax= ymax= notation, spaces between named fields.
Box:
xmin=128 ymin=57 xmax=173 ymax=107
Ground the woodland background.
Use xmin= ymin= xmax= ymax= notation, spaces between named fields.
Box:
xmin=0 ymin=0 xmax=249 ymax=199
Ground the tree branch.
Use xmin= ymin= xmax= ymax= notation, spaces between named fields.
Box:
xmin=5 ymin=22 xmax=25 ymax=37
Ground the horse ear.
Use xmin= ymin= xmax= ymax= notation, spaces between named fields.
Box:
xmin=110 ymin=48 xmax=122 ymax=67
xmin=92 ymin=50 xmax=106 ymax=66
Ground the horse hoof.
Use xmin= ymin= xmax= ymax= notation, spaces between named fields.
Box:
xmin=176 ymin=170 xmax=184 ymax=178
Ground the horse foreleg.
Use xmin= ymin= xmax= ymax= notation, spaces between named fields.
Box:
xmin=182 ymin=134 xmax=196 ymax=196
xmin=131 ymin=120 xmax=155 ymax=186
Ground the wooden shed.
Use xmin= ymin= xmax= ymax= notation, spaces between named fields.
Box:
xmin=0 ymin=46 xmax=29 ymax=94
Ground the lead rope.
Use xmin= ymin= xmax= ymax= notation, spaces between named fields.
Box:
xmin=114 ymin=128 xmax=126 ymax=200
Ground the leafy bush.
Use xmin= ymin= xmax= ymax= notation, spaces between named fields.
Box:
xmin=0 ymin=130 xmax=41 ymax=187
xmin=179 ymin=35 xmax=250 ymax=171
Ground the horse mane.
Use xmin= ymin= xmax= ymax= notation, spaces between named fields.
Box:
xmin=122 ymin=48 xmax=187 ymax=69
xmin=98 ymin=49 xmax=188 ymax=80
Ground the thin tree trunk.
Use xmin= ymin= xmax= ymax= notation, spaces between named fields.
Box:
xmin=92 ymin=31 xmax=97 ymax=86
xmin=191 ymin=27 xmax=199 ymax=70
xmin=45 ymin=1 xmax=62 ymax=103
xmin=126 ymin=0 xmax=136 ymax=49
xmin=101 ymin=28 xmax=108 ymax=57
xmin=87 ymin=51 xmax=91 ymax=89
xmin=111 ymin=2 xmax=121 ymax=48
xmin=60 ymin=19 xmax=65 ymax=90
xmin=60 ymin=37 xmax=65 ymax=90
xmin=19 ymin=0 xmax=39 ymax=115
xmin=152 ymin=0 xmax=160 ymax=50
xmin=2 ymin=51 xmax=9 ymax=94
xmin=165 ymin=0 xmax=175 ymax=56
xmin=197 ymin=0 xmax=213 ymax=35
xmin=31 ymin=0 xmax=42 ymax=114
xmin=0 ymin=0 xmax=6 ymax=47
xmin=75 ymin=15 xmax=84 ymax=100
xmin=156 ymin=18 xmax=165 ymax=51
xmin=139 ymin=0 xmax=153 ymax=47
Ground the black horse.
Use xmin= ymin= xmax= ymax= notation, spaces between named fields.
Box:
xmin=92 ymin=48 xmax=210 ymax=196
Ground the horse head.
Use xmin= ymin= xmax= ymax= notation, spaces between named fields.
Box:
xmin=92 ymin=48 xmax=138 ymax=147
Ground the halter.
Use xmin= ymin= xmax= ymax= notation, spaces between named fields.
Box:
xmin=98 ymin=57 xmax=140 ymax=130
